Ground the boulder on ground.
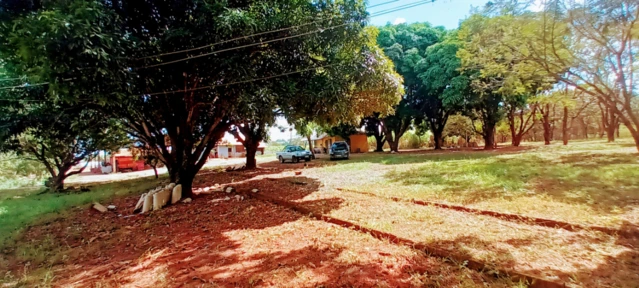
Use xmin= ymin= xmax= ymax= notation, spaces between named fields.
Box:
xmin=107 ymin=205 xmax=116 ymax=210
xmin=153 ymin=189 xmax=171 ymax=210
xmin=142 ymin=193 xmax=154 ymax=213
xmin=251 ymin=189 xmax=259 ymax=193
xmin=182 ymin=198 xmax=192 ymax=203
xmin=171 ymin=184 xmax=182 ymax=204
xmin=225 ymin=187 xmax=235 ymax=193
xmin=134 ymin=193 xmax=146 ymax=213
xmin=93 ymin=202 xmax=108 ymax=213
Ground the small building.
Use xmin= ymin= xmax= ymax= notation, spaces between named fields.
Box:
xmin=311 ymin=132 xmax=369 ymax=153
xmin=214 ymin=133 xmax=266 ymax=159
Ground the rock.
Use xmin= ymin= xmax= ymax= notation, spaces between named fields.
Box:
xmin=224 ymin=196 xmax=231 ymax=201
xmin=134 ymin=193 xmax=146 ymax=213
xmin=107 ymin=205 xmax=116 ymax=210
xmin=251 ymin=189 xmax=259 ymax=193
xmin=153 ymin=189 xmax=171 ymax=210
xmin=295 ymin=171 xmax=302 ymax=175
xmin=182 ymin=198 xmax=192 ymax=203
xmin=93 ymin=202 xmax=108 ymax=213
xmin=171 ymin=184 xmax=182 ymax=204
xmin=167 ymin=183 xmax=176 ymax=190
xmin=211 ymin=198 xmax=226 ymax=203
xmin=234 ymin=195 xmax=244 ymax=201
xmin=225 ymin=187 xmax=234 ymax=193
xmin=203 ymin=187 xmax=210 ymax=192
xmin=142 ymin=193 xmax=153 ymax=213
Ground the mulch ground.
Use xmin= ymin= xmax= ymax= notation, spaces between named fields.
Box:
xmin=2 ymin=163 xmax=513 ymax=287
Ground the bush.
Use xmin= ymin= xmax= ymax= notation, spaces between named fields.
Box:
xmin=0 ymin=153 xmax=48 ymax=190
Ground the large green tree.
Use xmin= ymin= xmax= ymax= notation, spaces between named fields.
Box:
xmin=458 ymin=10 xmax=559 ymax=148
xmin=416 ymin=34 xmax=469 ymax=149
xmin=0 ymin=0 xmax=131 ymax=191
xmin=0 ymin=88 xmax=126 ymax=191
xmin=105 ymin=0 xmax=403 ymax=196
xmin=376 ymin=23 xmax=447 ymax=151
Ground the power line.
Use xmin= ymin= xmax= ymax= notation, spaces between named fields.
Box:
xmin=0 ymin=77 xmax=26 ymax=82
xmin=134 ymin=17 xmax=338 ymax=61
xmin=0 ymin=0 xmax=439 ymax=90
xmin=0 ymin=82 xmax=49 ymax=91
xmin=136 ymin=23 xmax=351 ymax=69
xmin=144 ymin=63 xmax=337 ymax=96
xmin=369 ymin=0 xmax=401 ymax=9
xmin=136 ymin=1 xmax=437 ymax=70
xmin=372 ymin=0 xmax=436 ymax=15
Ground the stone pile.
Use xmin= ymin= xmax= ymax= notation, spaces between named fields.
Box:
xmin=133 ymin=183 xmax=185 ymax=213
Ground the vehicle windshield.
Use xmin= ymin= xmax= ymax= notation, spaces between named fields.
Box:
xmin=332 ymin=143 xmax=348 ymax=150
xmin=286 ymin=146 xmax=305 ymax=152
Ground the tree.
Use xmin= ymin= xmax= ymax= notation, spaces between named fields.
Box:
xmin=505 ymin=96 xmax=537 ymax=146
xmin=376 ymin=23 xmax=446 ymax=152
xmin=0 ymin=93 xmax=126 ymax=191
xmin=294 ymin=119 xmax=321 ymax=156
xmin=442 ymin=114 xmax=474 ymax=145
xmin=0 ymin=0 xmax=131 ymax=190
xmin=526 ymin=0 xmax=639 ymax=151
xmin=362 ymin=114 xmax=385 ymax=152
xmin=106 ymin=0 xmax=386 ymax=196
xmin=380 ymin=101 xmax=417 ymax=152
xmin=417 ymin=36 xmax=468 ymax=149
xmin=458 ymin=11 xmax=559 ymax=149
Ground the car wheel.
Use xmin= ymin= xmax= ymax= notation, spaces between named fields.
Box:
xmin=279 ymin=156 xmax=284 ymax=163
xmin=292 ymin=156 xmax=298 ymax=163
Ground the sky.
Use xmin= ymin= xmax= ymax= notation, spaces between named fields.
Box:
xmin=368 ymin=0 xmax=490 ymax=29
xmin=268 ymin=0 xmax=492 ymax=141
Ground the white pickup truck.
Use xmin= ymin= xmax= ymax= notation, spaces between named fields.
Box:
xmin=276 ymin=145 xmax=312 ymax=163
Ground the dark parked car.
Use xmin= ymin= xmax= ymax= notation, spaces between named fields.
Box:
xmin=330 ymin=141 xmax=350 ymax=160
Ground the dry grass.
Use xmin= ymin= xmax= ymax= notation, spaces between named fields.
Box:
xmin=309 ymin=139 xmax=639 ymax=228
xmin=4 ymin=139 xmax=638 ymax=287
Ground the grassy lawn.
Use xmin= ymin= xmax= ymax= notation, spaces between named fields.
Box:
xmin=313 ymin=139 xmax=639 ymax=228
xmin=0 ymin=176 xmax=164 ymax=248
xmin=2 ymin=139 xmax=637 ymax=287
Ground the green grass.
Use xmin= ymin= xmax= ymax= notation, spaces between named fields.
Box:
xmin=0 ymin=175 xmax=163 ymax=248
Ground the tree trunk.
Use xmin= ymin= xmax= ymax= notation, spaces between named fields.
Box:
xmin=152 ymin=165 xmax=158 ymax=179
xmin=542 ymin=105 xmax=552 ymax=145
xmin=562 ymin=106 xmax=569 ymax=145
xmin=512 ymin=134 xmax=522 ymax=147
xmin=176 ymin=169 xmax=196 ymax=198
xmin=483 ymin=127 xmax=496 ymax=150
xmin=433 ymin=129 xmax=443 ymax=150
xmin=47 ymin=175 xmax=66 ymax=192
xmin=245 ymin=142 xmax=258 ymax=169
xmin=374 ymin=134 xmax=385 ymax=152
xmin=306 ymin=135 xmax=315 ymax=158
xmin=388 ymin=140 xmax=399 ymax=152
xmin=606 ymin=124 xmax=616 ymax=142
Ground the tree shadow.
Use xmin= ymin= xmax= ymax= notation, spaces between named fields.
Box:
xmin=2 ymin=173 xmax=505 ymax=287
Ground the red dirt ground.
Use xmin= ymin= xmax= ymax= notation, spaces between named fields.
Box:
xmin=2 ymin=165 xmax=514 ymax=287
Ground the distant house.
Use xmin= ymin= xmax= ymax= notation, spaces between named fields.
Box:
xmin=214 ymin=133 xmax=266 ymax=159
xmin=311 ymin=132 xmax=369 ymax=153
